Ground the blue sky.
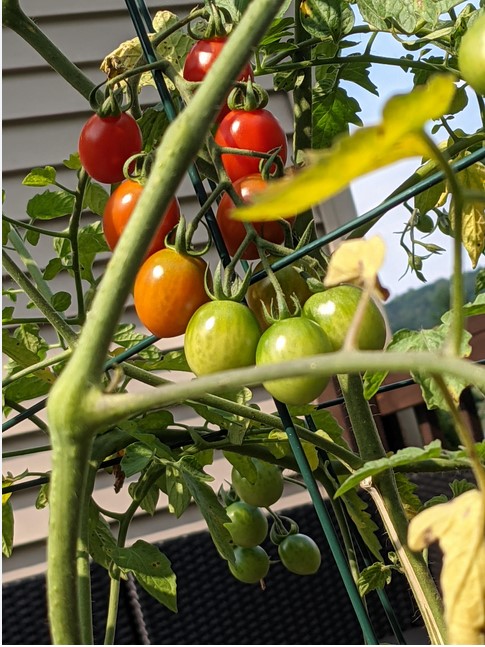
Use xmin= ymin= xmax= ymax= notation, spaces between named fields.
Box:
xmin=341 ymin=27 xmax=483 ymax=299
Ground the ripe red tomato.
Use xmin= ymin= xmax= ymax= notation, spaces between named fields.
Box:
xmin=78 ymin=112 xmax=142 ymax=184
xmin=183 ymin=37 xmax=253 ymax=122
xmin=255 ymin=316 xmax=333 ymax=406
xmin=216 ymin=175 xmax=293 ymax=259
xmin=133 ymin=248 xmax=209 ymax=338
xmin=215 ymin=109 xmax=288 ymax=183
xmin=247 ymin=257 xmax=312 ymax=329
xmin=103 ymin=179 xmax=180 ymax=258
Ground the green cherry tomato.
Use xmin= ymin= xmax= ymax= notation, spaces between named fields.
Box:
xmin=303 ymin=285 xmax=387 ymax=351
xmin=255 ymin=317 xmax=333 ymax=406
xmin=224 ymin=501 xmax=268 ymax=547
xmin=228 ymin=546 xmax=270 ymax=584
xmin=232 ymin=458 xmax=284 ymax=507
xmin=458 ymin=13 xmax=485 ymax=95
xmin=278 ymin=533 xmax=322 ymax=575
xmin=247 ymin=258 xmax=312 ymax=330
xmin=184 ymin=301 xmax=261 ymax=375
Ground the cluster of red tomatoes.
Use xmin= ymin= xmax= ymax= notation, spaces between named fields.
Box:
xmin=78 ymin=36 xmax=387 ymax=408
xmin=224 ymin=458 xmax=322 ymax=584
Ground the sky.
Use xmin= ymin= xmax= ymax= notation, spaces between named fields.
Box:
xmin=340 ymin=29 xmax=484 ymax=300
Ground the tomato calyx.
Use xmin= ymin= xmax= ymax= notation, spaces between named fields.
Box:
xmin=269 ymin=513 xmax=300 ymax=545
xmin=207 ymin=261 xmax=252 ymax=302
xmin=187 ymin=2 xmax=233 ymax=39
xmin=227 ymin=78 xmax=269 ymax=111
xmin=166 ymin=215 xmax=211 ymax=259
xmin=255 ymin=253 xmax=302 ymax=326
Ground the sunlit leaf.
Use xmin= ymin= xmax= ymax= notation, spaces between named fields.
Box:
xmin=408 ymin=490 xmax=485 ymax=644
xmin=452 ymin=160 xmax=485 ymax=268
xmin=22 ymin=166 xmax=56 ymax=187
xmin=232 ymin=75 xmax=456 ymax=222
xmin=324 ymin=236 xmax=386 ymax=293
xmin=357 ymin=561 xmax=392 ymax=596
xmin=2 ymin=498 xmax=14 ymax=558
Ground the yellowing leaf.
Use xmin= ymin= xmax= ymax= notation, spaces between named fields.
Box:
xmin=267 ymin=430 xmax=319 ymax=471
xmin=232 ymin=75 xmax=456 ymax=222
xmin=453 ymin=161 xmax=485 ymax=269
xmin=408 ymin=490 xmax=485 ymax=644
xmin=324 ymin=236 xmax=386 ymax=292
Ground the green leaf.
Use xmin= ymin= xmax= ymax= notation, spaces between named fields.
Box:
xmin=341 ymin=489 xmax=382 ymax=560
xmin=357 ymin=562 xmax=393 ymax=596
xmin=232 ymin=75 xmax=456 ymax=222
xmin=2 ymin=498 xmax=14 ymax=558
xmin=448 ymin=479 xmax=476 ymax=497
xmin=111 ymin=540 xmax=177 ymax=612
xmin=128 ymin=480 xmax=160 ymax=516
xmin=356 ymin=0 xmax=461 ymax=33
xmin=423 ymin=493 xmax=449 ymax=509
xmin=340 ymin=62 xmax=379 ymax=96
xmin=51 ymin=291 xmax=71 ymax=312
xmin=335 ymin=440 xmax=443 ymax=496
xmin=310 ymin=409 xmax=351 ymax=450
xmin=2 ymin=220 xmax=11 ymax=246
xmin=22 ymin=166 xmax=57 ymax=187
xmin=26 ymin=190 xmax=75 ymax=221
xmin=25 ymin=228 xmax=41 ymax=246
xmin=134 ymin=348 xmax=191 ymax=372
xmin=395 ymin=473 xmax=422 ymax=518
xmin=83 ymin=182 xmax=109 ymax=216
xmin=300 ymin=0 xmax=355 ymax=40
xmin=113 ymin=323 xmax=161 ymax=361
xmin=2 ymin=307 xmax=14 ymax=324
xmin=138 ymin=106 xmax=170 ymax=153
xmin=476 ymin=269 xmax=485 ymax=295
xmin=63 ymin=152 xmax=81 ymax=170
xmin=3 ymin=374 xmax=52 ymax=405
xmin=178 ymin=457 xmax=234 ymax=562
xmin=312 ymin=87 xmax=362 ymax=149
xmin=165 ymin=463 xmax=191 ymax=518
xmin=88 ymin=503 xmax=118 ymax=570
xmin=223 ymin=452 xmax=258 ymax=483
xmin=120 ymin=443 xmax=153 ymax=478
xmin=43 ymin=257 xmax=63 ymax=281
xmin=35 ymin=482 xmax=50 ymax=509
xmin=77 ymin=221 xmax=110 ymax=284
xmin=124 ymin=428 xmax=173 ymax=461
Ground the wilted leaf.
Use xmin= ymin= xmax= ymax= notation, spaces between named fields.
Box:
xmin=452 ymin=161 xmax=485 ymax=268
xmin=232 ymin=75 xmax=456 ymax=222
xmin=408 ymin=490 xmax=485 ymax=644
xmin=324 ymin=236 xmax=386 ymax=294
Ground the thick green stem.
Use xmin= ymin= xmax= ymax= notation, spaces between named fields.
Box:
xmin=47 ymin=437 xmax=94 ymax=644
xmin=338 ymin=373 xmax=446 ymax=644
xmin=2 ymin=0 xmax=97 ymax=101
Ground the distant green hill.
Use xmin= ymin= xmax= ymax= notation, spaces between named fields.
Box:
xmin=384 ymin=270 xmax=481 ymax=332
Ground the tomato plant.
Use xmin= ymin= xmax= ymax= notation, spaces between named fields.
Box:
xmin=255 ymin=317 xmax=333 ymax=406
xmin=231 ymin=458 xmax=284 ymax=507
xmin=278 ymin=533 xmax=322 ymax=575
xmin=216 ymin=175 xmax=293 ymax=259
xmin=78 ymin=112 xmax=142 ymax=184
xmin=228 ymin=545 xmax=270 ymax=584
xmin=183 ymin=37 xmax=253 ymax=122
xmin=133 ymin=248 xmax=209 ymax=338
xmin=214 ymin=109 xmax=288 ymax=182
xmin=458 ymin=13 xmax=485 ymax=95
xmin=184 ymin=300 xmax=261 ymax=375
xmin=102 ymin=179 xmax=181 ymax=258
xmin=247 ymin=258 xmax=312 ymax=329
xmin=224 ymin=501 xmax=268 ymax=547
xmin=303 ymin=285 xmax=388 ymax=351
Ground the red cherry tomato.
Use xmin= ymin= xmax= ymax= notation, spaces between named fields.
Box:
xmin=133 ymin=248 xmax=209 ymax=338
xmin=78 ymin=112 xmax=142 ymax=184
xmin=215 ymin=109 xmax=288 ymax=183
xmin=216 ymin=174 xmax=293 ymax=259
xmin=183 ymin=37 xmax=253 ymax=123
xmin=103 ymin=179 xmax=180 ymax=258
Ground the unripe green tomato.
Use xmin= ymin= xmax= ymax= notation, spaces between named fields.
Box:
xmin=458 ymin=13 xmax=485 ymax=95
xmin=302 ymin=285 xmax=387 ymax=351
xmin=228 ymin=545 xmax=270 ymax=583
xmin=255 ymin=316 xmax=333 ymax=405
xmin=232 ymin=458 xmax=284 ymax=507
xmin=224 ymin=501 xmax=268 ymax=547
xmin=278 ymin=533 xmax=322 ymax=575
xmin=415 ymin=213 xmax=434 ymax=234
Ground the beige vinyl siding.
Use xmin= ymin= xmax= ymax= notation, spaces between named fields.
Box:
xmin=2 ymin=0 xmax=356 ymax=582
